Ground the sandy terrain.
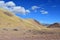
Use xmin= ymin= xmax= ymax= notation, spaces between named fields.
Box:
xmin=0 ymin=28 xmax=60 ymax=40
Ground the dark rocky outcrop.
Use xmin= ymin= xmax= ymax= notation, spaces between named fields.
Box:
xmin=48 ymin=23 xmax=60 ymax=28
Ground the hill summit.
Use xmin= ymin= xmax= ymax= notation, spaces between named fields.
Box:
xmin=48 ymin=23 xmax=60 ymax=28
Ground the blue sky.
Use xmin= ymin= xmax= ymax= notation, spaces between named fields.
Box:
xmin=1 ymin=0 xmax=60 ymax=24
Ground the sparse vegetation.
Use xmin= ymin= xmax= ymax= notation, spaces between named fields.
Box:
xmin=3 ymin=28 xmax=8 ymax=31
xmin=13 ymin=29 xmax=18 ymax=31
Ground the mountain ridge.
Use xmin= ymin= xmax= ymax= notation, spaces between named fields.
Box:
xmin=48 ymin=23 xmax=60 ymax=28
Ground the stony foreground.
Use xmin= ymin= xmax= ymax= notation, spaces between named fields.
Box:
xmin=0 ymin=28 xmax=60 ymax=40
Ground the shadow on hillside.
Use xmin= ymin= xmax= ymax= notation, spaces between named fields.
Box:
xmin=4 ymin=12 xmax=13 ymax=17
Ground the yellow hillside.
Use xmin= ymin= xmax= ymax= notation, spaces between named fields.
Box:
xmin=0 ymin=8 xmax=47 ymax=30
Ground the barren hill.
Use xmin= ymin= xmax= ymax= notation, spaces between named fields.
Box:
xmin=0 ymin=8 xmax=60 ymax=40
xmin=48 ymin=23 xmax=60 ymax=28
xmin=0 ymin=8 xmax=47 ymax=31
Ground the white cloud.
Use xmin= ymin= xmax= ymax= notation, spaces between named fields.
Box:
xmin=26 ymin=10 xmax=30 ymax=13
xmin=31 ymin=6 xmax=48 ymax=14
xmin=40 ymin=10 xmax=48 ymax=14
xmin=5 ymin=1 xmax=16 ymax=7
xmin=0 ymin=1 xmax=48 ymax=15
xmin=13 ymin=6 xmax=26 ymax=13
xmin=0 ymin=1 xmax=30 ymax=15
xmin=12 ymin=6 xmax=30 ymax=15
xmin=0 ymin=1 xmax=5 ymax=4
xmin=0 ymin=1 xmax=5 ymax=7
xmin=32 ymin=6 xmax=40 ymax=10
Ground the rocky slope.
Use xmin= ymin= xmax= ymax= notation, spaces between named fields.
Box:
xmin=48 ymin=23 xmax=60 ymax=28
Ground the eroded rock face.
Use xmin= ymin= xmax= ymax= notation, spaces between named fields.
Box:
xmin=48 ymin=23 xmax=60 ymax=28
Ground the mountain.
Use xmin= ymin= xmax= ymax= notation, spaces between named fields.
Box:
xmin=0 ymin=8 xmax=47 ymax=31
xmin=48 ymin=23 xmax=60 ymax=28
